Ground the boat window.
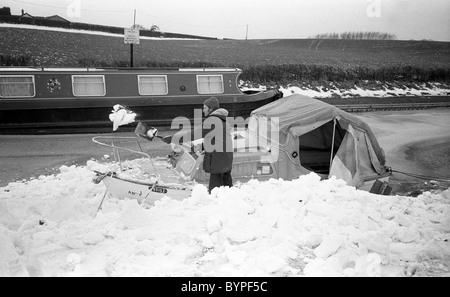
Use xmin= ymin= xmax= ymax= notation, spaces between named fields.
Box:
xmin=72 ymin=75 xmax=106 ymax=96
xmin=197 ymin=75 xmax=224 ymax=94
xmin=0 ymin=75 xmax=35 ymax=98
xmin=138 ymin=75 xmax=168 ymax=95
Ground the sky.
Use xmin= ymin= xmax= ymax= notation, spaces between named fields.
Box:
xmin=2 ymin=0 xmax=449 ymax=41
xmin=0 ymin=87 xmax=449 ymax=277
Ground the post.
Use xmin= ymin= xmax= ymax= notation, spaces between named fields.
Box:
xmin=131 ymin=10 xmax=136 ymax=68
xmin=329 ymin=118 xmax=337 ymax=170
xmin=125 ymin=10 xmax=138 ymax=68
xmin=130 ymin=44 xmax=134 ymax=67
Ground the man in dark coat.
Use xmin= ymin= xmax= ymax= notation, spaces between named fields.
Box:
xmin=173 ymin=97 xmax=233 ymax=193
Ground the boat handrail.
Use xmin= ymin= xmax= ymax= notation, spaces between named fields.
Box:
xmin=98 ymin=67 xmax=242 ymax=72
xmin=178 ymin=68 xmax=242 ymax=72
xmin=0 ymin=66 xmax=104 ymax=72
xmin=92 ymin=136 xmax=150 ymax=157
xmin=92 ymin=135 xmax=159 ymax=178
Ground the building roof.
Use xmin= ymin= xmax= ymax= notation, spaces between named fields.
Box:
xmin=45 ymin=15 xmax=70 ymax=22
xmin=20 ymin=12 xmax=33 ymax=18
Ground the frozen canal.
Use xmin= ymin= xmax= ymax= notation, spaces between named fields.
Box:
xmin=1 ymin=108 xmax=449 ymax=194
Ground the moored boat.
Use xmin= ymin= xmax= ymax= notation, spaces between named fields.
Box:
xmin=0 ymin=67 xmax=283 ymax=134
xmin=91 ymin=94 xmax=394 ymax=207
xmin=166 ymin=94 xmax=393 ymax=195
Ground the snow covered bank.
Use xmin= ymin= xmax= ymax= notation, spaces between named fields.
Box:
xmin=1 ymin=162 xmax=449 ymax=277
xmin=241 ymin=81 xmax=450 ymax=99
xmin=280 ymin=82 xmax=450 ymax=98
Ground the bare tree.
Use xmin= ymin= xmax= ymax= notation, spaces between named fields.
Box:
xmin=149 ymin=24 xmax=159 ymax=32
xmin=314 ymin=31 xmax=396 ymax=40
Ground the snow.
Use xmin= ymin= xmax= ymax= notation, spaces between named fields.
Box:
xmin=0 ymin=87 xmax=449 ymax=277
xmin=1 ymin=159 xmax=449 ymax=277
xmin=240 ymin=81 xmax=449 ymax=99
xmin=0 ymin=24 xmax=449 ymax=276
xmin=279 ymin=83 xmax=450 ymax=98
xmin=0 ymin=23 xmax=199 ymax=40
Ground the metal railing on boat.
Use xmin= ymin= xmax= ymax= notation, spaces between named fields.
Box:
xmin=91 ymin=135 xmax=158 ymax=177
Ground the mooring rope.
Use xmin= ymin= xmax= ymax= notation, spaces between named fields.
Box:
xmin=391 ymin=169 xmax=450 ymax=183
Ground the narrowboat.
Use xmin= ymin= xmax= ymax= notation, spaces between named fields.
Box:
xmin=0 ymin=67 xmax=283 ymax=134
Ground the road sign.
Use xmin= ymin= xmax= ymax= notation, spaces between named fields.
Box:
xmin=124 ymin=28 xmax=140 ymax=44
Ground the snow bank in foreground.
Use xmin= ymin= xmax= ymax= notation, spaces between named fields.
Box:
xmin=0 ymin=162 xmax=449 ymax=277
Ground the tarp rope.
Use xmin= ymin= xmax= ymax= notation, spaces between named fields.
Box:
xmin=391 ymin=169 xmax=450 ymax=182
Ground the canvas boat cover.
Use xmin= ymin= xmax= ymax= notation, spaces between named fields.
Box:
xmin=249 ymin=94 xmax=389 ymax=188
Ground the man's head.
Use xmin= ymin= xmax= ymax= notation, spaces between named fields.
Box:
xmin=203 ymin=97 xmax=219 ymax=116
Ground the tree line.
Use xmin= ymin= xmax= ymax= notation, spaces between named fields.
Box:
xmin=314 ymin=32 xmax=397 ymax=40
xmin=0 ymin=6 xmax=11 ymax=15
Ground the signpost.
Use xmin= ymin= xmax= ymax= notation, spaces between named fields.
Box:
xmin=124 ymin=28 xmax=139 ymax=67
xmin=124 ymin=28 xmax=140 ymax=44
xmin=124 ymin=10 xmax=139 ymax=67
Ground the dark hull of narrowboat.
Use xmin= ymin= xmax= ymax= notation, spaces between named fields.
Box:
xmin=0 ymin=91 xmax=282 ymax=134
